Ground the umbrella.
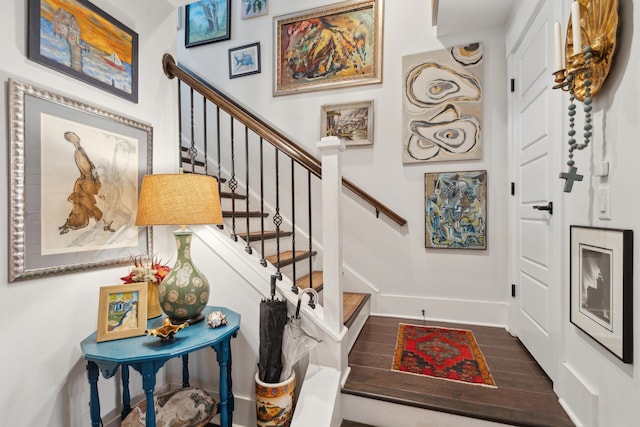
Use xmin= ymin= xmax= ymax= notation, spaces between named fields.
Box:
xmin=280 ymin=288 xmax=322 ymax=382
xmin=258 ymin=274 xmax=288 ymax=383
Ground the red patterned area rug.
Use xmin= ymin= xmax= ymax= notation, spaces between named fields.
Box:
xmin=392 ymin=323 xmax=496 ymax=387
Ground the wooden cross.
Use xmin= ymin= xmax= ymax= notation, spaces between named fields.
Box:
xmin=559 ymin=166 xmax=583 ymax=193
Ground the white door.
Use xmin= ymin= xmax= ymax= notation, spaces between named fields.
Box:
xmin=508 ymin=1 xmax=563 ymax=380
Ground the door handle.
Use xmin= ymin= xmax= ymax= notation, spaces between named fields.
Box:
xmin=532 ymin=202 xmax=553 ymax=215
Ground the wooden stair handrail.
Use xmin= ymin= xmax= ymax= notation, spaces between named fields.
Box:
xmin=163 ymin=54 xmax=407 ymax=227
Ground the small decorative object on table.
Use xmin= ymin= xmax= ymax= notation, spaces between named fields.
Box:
xmin=207 ymin=310 xmax=228 ymax=328
xmin=121 ymin=255 xmax=171 ymax=319
xmin=146 ymin=318 xmax=188 ymax=341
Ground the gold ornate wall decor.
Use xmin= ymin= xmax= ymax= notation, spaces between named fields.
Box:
xmin=562 ymin=0 xmax=619 ymax=102
xmin=553 ymin=0 xmax=619 ymax=192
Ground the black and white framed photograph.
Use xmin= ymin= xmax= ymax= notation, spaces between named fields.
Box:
xmin=8 ymin=79 xmax=152 ymax=282
xmin=570 ymin=225 xmax=633 ymax=363
xmin=228 ymin=42 xmax=261 ymax=78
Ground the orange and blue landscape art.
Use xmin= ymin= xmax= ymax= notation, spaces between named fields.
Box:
xmin=37 ymin=0 xmax=133 ymax=95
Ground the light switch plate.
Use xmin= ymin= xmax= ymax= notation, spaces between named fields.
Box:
xmin=597 ymin=186 xmax=611 ymax=220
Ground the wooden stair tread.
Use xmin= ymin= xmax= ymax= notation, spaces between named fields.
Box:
xmin=219 ymin=191 xmax=247 ymax=200
xmin=179 ymin=170 xmax=227 ymax=183
xmin=181 ymin=157 xmax=205 ymax=167
xmin=265 ymin=250 xmax=317 ymax=267
xmin=237 ymin=230 xmax=293 ymax=242
xmin=343 ymin=292 xmax=370 ymax=328
xmin=296 ymin=271 xmax=324 ymax=292
xmin=222 ymin=210 xmax=268 ymax=218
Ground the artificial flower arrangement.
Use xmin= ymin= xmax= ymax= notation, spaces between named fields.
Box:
xmin=120 ymin=255 xmax=171 ymax=284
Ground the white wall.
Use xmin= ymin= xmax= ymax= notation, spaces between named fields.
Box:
xmin=558 ymin=0 xmax=640 ymax=424
xmin=507 ymin=1 xmax=640 ymax=426
xmin=0 ymin=1 xmax=178 ymax=425
xmin=177 ymin=0 xmax=510 ymax=326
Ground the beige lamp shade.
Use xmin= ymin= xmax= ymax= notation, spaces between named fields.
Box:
xmin=135 ymin=174 xmax=223 ymax=226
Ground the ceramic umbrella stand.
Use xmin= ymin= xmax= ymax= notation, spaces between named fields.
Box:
xmin=255 ymin=371 xmax=296 ymax=427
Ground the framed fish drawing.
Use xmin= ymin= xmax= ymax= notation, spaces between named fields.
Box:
xmin=403 ymin=43 xmax=483 ymax=163
xmin=27 ymin=0 xmax=139 ymax=103
xmin=273 ymin=0 xmax=384 ymax=96
xmin=228 ymin=42 xmax=261 ymax=79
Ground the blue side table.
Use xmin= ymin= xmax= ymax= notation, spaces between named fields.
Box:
xmin=80 ymin=306 xmax=240 ymax=427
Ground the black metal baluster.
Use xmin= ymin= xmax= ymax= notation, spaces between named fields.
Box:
xmin=244 ymin=126 xmax=252 ymax=254
xmin=188 ymin=87 xmax=197 ymax=172
xmin=259 ymin=137 xmax=267 ymax=267
xmin=290 ymin=160 xmax=298 ymax=294
xmin=202 ymin=97 xmax=208 ymax=176
xmin=229 ymin=117 xmax=238 ymax=241
xmin=177 ymin=80 xmax=183 ymax=168
xmin=308 ymin=171 xmax=313 ymax=292
xmin=215 ymin=106 xmax=224 ymax=230
xmin=273 ymin=149 xmax=283 ymax=280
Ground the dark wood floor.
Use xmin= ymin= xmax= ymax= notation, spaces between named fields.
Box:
xmin=342 ymin=316 xmax=574 ymax=427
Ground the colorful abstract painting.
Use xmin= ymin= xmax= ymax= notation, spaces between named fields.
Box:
xmin=274 ymin=0 xmax=383 ymax=96
xmin=28 ymin=0 xmax=138 ymax=102
xmin=403 ymin=43 xmax=483 ymax=163
xmin=425 ymin=170 xmax=487 ymax=249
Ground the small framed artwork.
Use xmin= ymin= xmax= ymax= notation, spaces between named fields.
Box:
xmin=570 ymin=226 xmax=633 ymax=363
xmin=424 ymin=170 xmax=487 ymax=250
xmin=8 ymin=79 xmax=152 ymax=282
xmin=241 ymin=0 xmax=267 ymax=19
xmin=228 ymin=42 xmax=261 ymax=78
xmin=27 ymin=0 xmax=139 ymax=103
xmin=97 ymin=283 xmax=148 ymax=342
xmin=273 ymin=0 xmax=384 ymax=96
xmin=321 ymin=100 xmax=374 ymax=146
xmin=185 ymin=0 xmax=231 ymax=48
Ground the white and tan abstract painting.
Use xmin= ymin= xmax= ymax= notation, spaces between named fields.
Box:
xmin=402 ymin=42 xmax=483 ymax=164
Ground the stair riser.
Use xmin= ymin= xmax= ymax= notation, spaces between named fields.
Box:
xmin=341 ymin=394 xmax=514 ymax=427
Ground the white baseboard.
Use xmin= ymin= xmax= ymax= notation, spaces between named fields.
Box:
xmin=374 ymin=294 xmax=508 ymax=327
xmin=558 ymin=362 xmax=598 ymax=427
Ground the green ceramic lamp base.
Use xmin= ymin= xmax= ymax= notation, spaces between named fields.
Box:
xmin=158 ymin=228 xmax=210 ymax=324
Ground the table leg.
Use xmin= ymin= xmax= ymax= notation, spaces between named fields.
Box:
xmin=213 ymin=338 xmax=233 ymax=427
xmin=121 ymin=364 xmax=132 ymax=420
xmin=86 ymin=361 xmax=100 ymax=427
xmin=182 ymin=354 xmax=190 ymax=387
xmin=141 ymin=363 xmax=157 ymax=427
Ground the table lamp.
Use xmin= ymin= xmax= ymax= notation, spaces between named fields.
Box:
xmin=135 ymin=174 xmax=223 ymax=325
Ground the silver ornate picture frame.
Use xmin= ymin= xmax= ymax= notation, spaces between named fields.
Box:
xmin=8 ymin=79 xmax=152 ymax=282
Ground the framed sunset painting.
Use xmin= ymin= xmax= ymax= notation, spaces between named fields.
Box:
xmin=27 ymin=0 xmax=138 ymax=103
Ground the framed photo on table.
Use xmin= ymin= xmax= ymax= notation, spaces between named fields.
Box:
xmin=8 ymin=79 xmax=153 ymax=282
xmin=273 ymin=0 xmax=384 ymax=96
xmin=185 ymin=0 xmax=231 ymax=48
xmin=27 ymin=0 xmax=139 ymax=103
xmin=96 ymin=282 xmax=148 ymax=342
xmin=570 ymin=225 xmax=633 ymax=363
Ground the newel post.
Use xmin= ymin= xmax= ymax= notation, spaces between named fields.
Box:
xmin=317 ymin=136 xmax=345 ymax=336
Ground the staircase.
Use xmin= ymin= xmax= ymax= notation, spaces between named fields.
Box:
xmin=164 ymin=53 xmax=406 ymax=425
xmin=204 ymin=165 xmax=372 ymax=329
